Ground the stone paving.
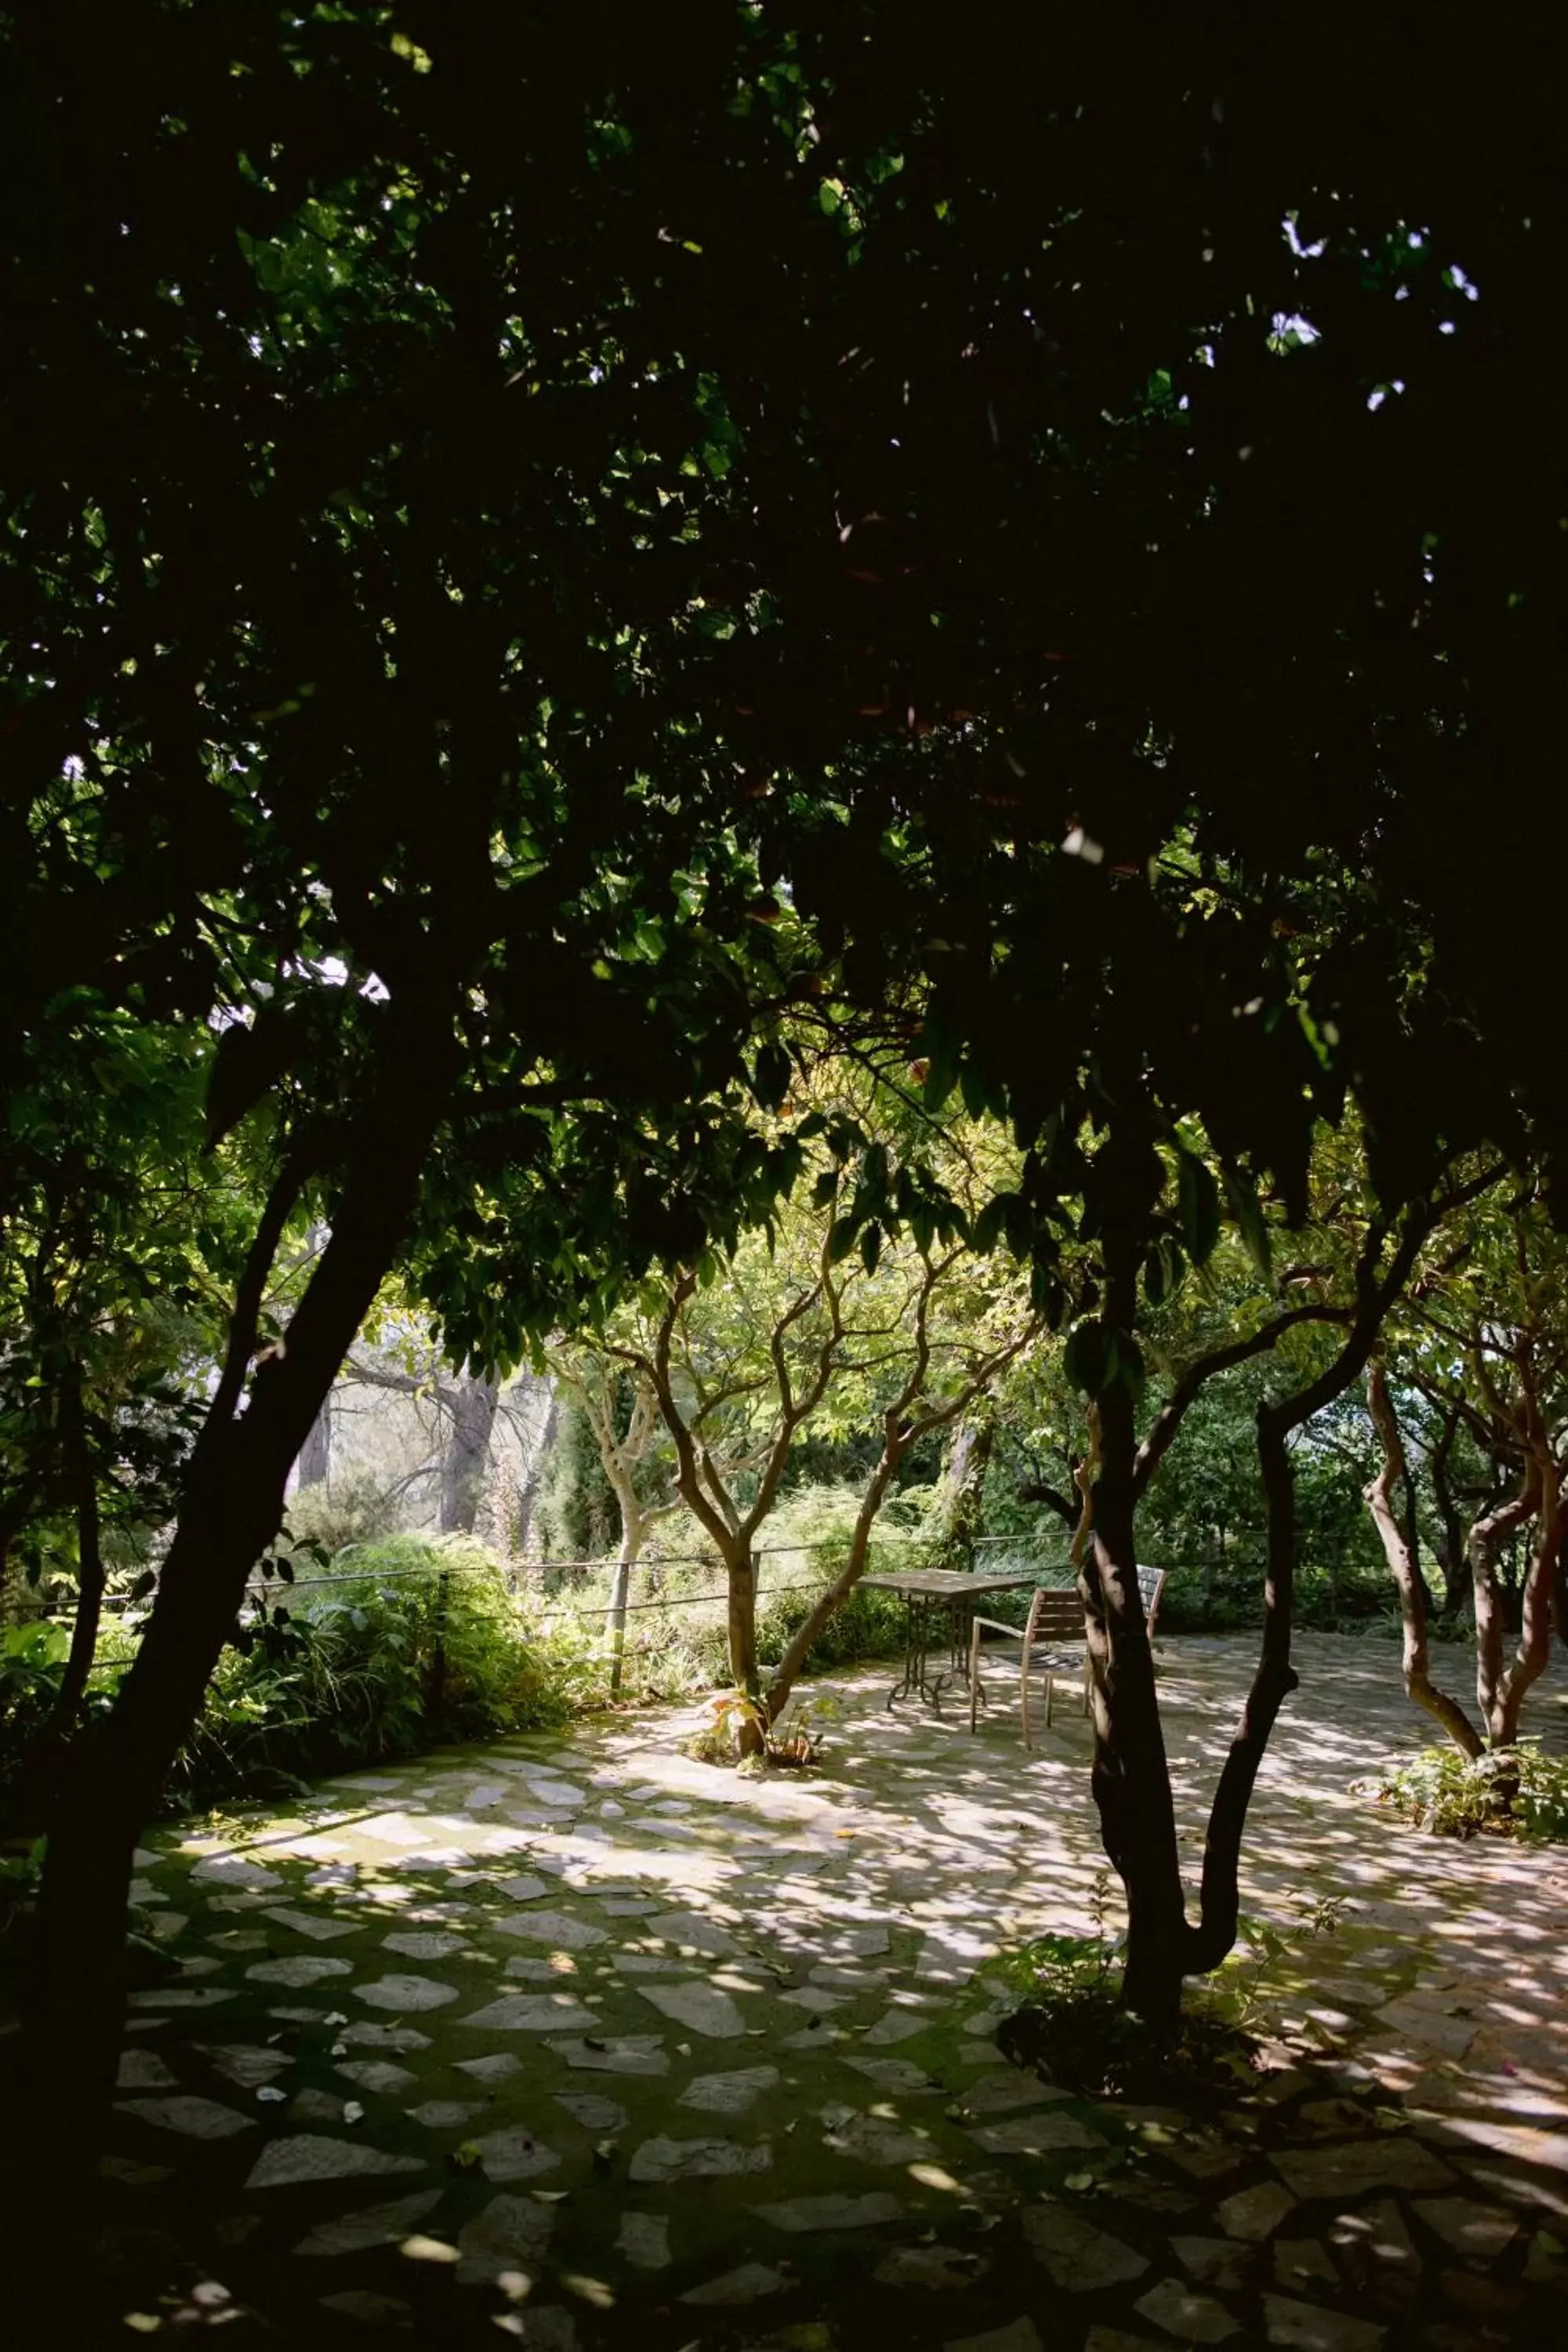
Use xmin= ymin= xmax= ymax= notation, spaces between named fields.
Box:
xmin=96 ymin=1632 xmax=1568 ymax=2346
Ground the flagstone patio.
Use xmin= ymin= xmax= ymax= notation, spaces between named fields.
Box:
xmin=95 ymin=1632 xmax=1568 ymax=2345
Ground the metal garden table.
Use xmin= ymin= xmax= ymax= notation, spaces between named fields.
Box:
xmin=861 ymin=1567 xmax=1035 ymax=1711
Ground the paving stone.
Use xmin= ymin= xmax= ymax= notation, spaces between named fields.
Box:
xmin=472 ymin=2125 xmax=562 ymax=2182
xmin=118 ymin=2094 xmax=255 ymax=2140
xmin=1327 ymin=2198 xmax=1421 ymax=2299
xmin=553 ymin=2091 xmax=627 ymax=2132
xmin=339 ymin=2023 xmax=431 ymax=2053
xmin=1271 ymin=2138 xmax=1457 ymax=2201
xmin=291 ymin=2087 xmax=347 ymax=2122
xmin=1082 ymin=2335 xmax=1171 ymax=2352
xmin=1274 ymin=2238 xmax=1340 ymax=2292
xmin=1374 ymin=1999 xmax=1475 ymax=2060
xmin=779 ymin=1986 xmax=853 ymax=2013
xmin=1216 ymin=2181 xmax=1298 ymax=2241
xmin=246 ymin=1955 xmax=354 ymax=1988
xmin=960 ymin=2071 xmax=1069 ymax=2114
xmin=406 ymin=2100 xmax=483 ymax=2129
xmin=382 ymin=1930 xmax=467 ymax=1961
xmin=641 ymin=1907 xmax=736 ymax=1955
xmin=191 ymin=1853 xmax=285 ymax=1890
xmin=1022 ymin=2204 xmax=1149 ymax=2291
xmin=1260 ymin=2294 xmax=1385 ymax=2349
xmin=453 ymin=2052 xmax=524 ymax=2085
xmin=456 ymin=2191 xmax=555 ymax=2285
xmin=201 ymin=2044 xmax=292 ymax=2089
xmin=262 ymin=1907 xmax=358 ymax=1943
xmin=636 ymin=1980 xmax=748 ymax=2038
xmin=628 ymin=2133 xmax=772 ymax=2183
xmin=336 ymin=2059 xmax=419 ymax=2096
xmin=1409 ymin=2195 xmax=1518 ymax=2259
xmin=352 ymin=1973 xmax=460 ymax=2013
xmin=117 ymin=2049 xmax=180 ymax=2089
xmin=316 ymin=2289 xmax=415 ymax=2325
xmin=615 ymin=2210 xmax=671 ymax=2270
xmin=679 ymin=2261 xmax=789 ymax=2304
xmin=1134 ymin=2277 xmax=1241 ymax=2340
xmin=875 ymin=2241 xmax=988 ymax=2290
xmin=546 ymin=2034 xmax=669 ymax=2075
xmin=971 ymin=2109 xmax=1108 ymax=2155
xmin=245 ymin=2135 xmax=426 ymax=2188
xmin=293 ymin=2189 xmax=442 ymax=2256
xmin=942 ymin=2320 xmax=1044 ymax=2352
xmin=128 ymin=1986 xmax=238 ymax=2010
xmin=753 ymin=2190 xmax=903 ymax=2230
xmin=492 ymin=1874 xmax=552 ymax=1902
xmin=1171 ymin=2237 xmax=1256 ymax=2291
xmin=843 ymin=2056 xmax=946 ymax=2096
xmin=678 ymin=2064 xmax=780 ymax=2116
xmin=460 ymin=1991 xmax=597 ymax=2033
xmin=494 ymin=1907 xmax=608 ymax=1950
xmin=864 ymin=2008 xmax=935 ymax=2045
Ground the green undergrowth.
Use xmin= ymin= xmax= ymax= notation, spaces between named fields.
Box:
xmin=995 ymin=1882 xmax=1348 ymax=2107
xmin=1356 ymin=1738 xmax=1568 ymax=1842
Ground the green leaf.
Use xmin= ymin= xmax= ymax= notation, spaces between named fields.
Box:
xmin=826 ymin=1214 xmax=861 ymax=1263
xmin=1176 ymin=1148 xmax=1221 ymax=1266
xmin=1064 ymin=1320 xmax=1110 ymax=1397
xmin=858 ymin=1221 xmax=881 ymax=1274
xmin=1221 ymin=1164 xmax=1273 ymax=1283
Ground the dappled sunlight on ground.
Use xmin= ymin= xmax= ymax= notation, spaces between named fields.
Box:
xmin=75 ymin=1631 xmax=1568 ymax=2344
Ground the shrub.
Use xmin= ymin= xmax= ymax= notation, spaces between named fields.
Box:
xmin=1356 ymin=1740 xmax=1568 ymax=1842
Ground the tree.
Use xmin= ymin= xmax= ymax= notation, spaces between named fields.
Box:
xmin=1367 ymin=1184 xmax=1568 ymax=1753
xmin=544 ymin=1353 xmax=681 ymax=1693
xmin=589 ymin=1080 xmax=1040 ymax=1739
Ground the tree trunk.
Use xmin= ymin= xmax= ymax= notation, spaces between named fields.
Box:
xmin=604 ymin=1506 xmax=643 ymax=1699
xmin=766 ymin=1428 xmax=909 ymax=1715
xmin=1472 ymin=1471 xmax=1539 ymax=1742
xmin=295 ymin=1395 xmax=332 ymax=1490
xmin=726 ymin=1542 xmax=763 ymax=1751
xmin=438 ymin=1373 xmax=499 ymax=1535
xmin=935 ymin=1407 xmax=995 ymax=1568
xmin=1428 ymin=1403 xmax=1472 ymax=1615
xmin=1480 ymin=1475 xmax=1566 ymax=1745
xmin=1084 ymin=1371 xmax=1187 ymax=2028
xmin=1364 ymin=1362 xmax=1482 ymax=1756
xmin=9 ymin=997 xmax=456 ymax=2240
xmin=515 ymin=1387 xmax=559 ymax=1557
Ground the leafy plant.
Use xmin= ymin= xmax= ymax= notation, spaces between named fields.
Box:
xmin=1356 ymin=1740 xmax=1568 ymax=1842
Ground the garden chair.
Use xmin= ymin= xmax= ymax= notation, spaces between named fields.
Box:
xmin=967 ymin=1567 xmax=1167 ymax=1750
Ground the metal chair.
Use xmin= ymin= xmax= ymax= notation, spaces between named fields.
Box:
xmin=967 ymin=1567 xmax=1167 ymax=1750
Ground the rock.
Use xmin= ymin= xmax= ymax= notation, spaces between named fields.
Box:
xmin=641 ymin=1909 xmax=737 ymax=1955
xmin=615 ymin=2211 xmax=671 ymax=2270
xmin=262 ymin=1907 xmax=358 ymax=1943
xmin=382 ymin=1931 xmax=467 ymax=1961
xmin=843 ymin=2057 xmax=946 ymax=2097
xmin=245 ymin=2136 xmax=425 ymax=2188
xmin=317 ymin=2289 xmax=415 ymax=2325
xmin=459 ymin=1992 xmax=597 ymax=2033
xmin=454 ymin=2053 xmax=523 ymax=2085
xmin=1410 ymin=2196 xmax=1518 ymax=2259
xmin=674 ymin=2063 xmax=780 ymax=2117
xmin=336 ymin=2060 xmax=419 ymax=2096
xmin=117 ymin=2050 xmax=180 ymax=2090
xmin=203 ymin=2045 xmax=292 ymax=2089
xmin=874 ymin=2242 xmax=987 ymax=2291
xmin=494 ymin=1908 xmax=608 ymax=1950
xmin=753 ymin=2190 xmax=902 ymax=2231
xmin=554 ymin=2092 xmax=627 ymax=2132
xmin=1271 ymin=2139 xmax=1457 ymax=2201
xmin=636 ymin=1980 xmax=749 ymax=2038
xmin=1171 ymin=2237 xmax=1256 ymax=2292
xmin=942 ymin=2320 xmax=1044 ymax=2352
xmin=628 ymin=2134 xmax=771 ymax=2183
xmin=472 ymin=2126 xmax=561 ymax=2183
xmin=971 ymin=2110 xmax=1107 ymax=2155
xmin=455 ymin=2192 xmax=555 ymax=2285
xmin=1260 ymin=2294 xmax=1385 ymax=2349
xmin=118 ymin=2096 xmax=254 ymax=2140
xmin=1216 ymin=2182 xmax=1298 ymax=2242
xmin=293 ymin=2189 xmax=441 ymax=2256
xmin=1273 ymin=2239 xmax=1339 ymax=2292
xmin=1133 ymin=2278 xmax=1241 ymax=2341
xmin=352 ymin=1974 xmax=459 ymax=2013
xmin=339 ymin=2024 xmax=431 ymax=2053
xmin=245 ymin=1955 xmax=354 ymax=1988
xmin=1023 ymin=2205 xmax=1149 ymax=2292
xmin=191 ymin=1853 xmax=284 ymax=1890
xmin=546 ymin=2034 xmax=669 ymax=2076
xmin=679 ymin=2262 xmax=788 ymax=2305
xmin=1327 ymin=2198 xmax=1420 ymax=2300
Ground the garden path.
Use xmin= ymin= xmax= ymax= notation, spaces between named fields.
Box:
xmin=97 ymin=1632 xmax=1568 ymax=2347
